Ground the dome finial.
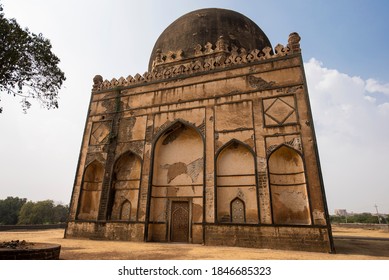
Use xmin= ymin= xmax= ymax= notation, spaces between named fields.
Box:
xmin=288 ymin=32 xmax=301 ymax=53
xmin=93 ymin=75 xmax=103 ymax=90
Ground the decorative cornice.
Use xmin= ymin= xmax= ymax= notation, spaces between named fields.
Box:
xmin=92 ymin=32 xmax=301 ymax=92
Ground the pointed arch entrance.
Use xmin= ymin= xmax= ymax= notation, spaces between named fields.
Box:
xmin=147 ymin=120 xmax=204 ymax=243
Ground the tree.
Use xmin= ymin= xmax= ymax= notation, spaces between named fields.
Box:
xmin=53 ymin=204 xmax=69 ymax=223
xmin=17 ymin=200 xmax=35 ymax=224
xmin=0 ymin=196 xmax=26 ymax=225
xmin=18 ymin=200 xmax=53 ymax=224
xmin=18 ymin=200 xmax=69 ymax=224
xmin=330 ymin=212 xmax=388 ymax=224
xmin=0 ymin=4 xmax=65 ymax=113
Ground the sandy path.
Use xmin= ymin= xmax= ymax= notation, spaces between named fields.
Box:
xmin=1 ymin=225 xmax=388 ymax=260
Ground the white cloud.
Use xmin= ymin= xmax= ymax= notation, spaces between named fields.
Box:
xmin=305 ymin=58 xmax=389 ymax=214
xmin=365 ymin=78 xmax=389 ymax=95
xmin=378 ymin=102 xmax=389 ymax=116
xmin=364 ymin=95 xmax=376 ymax=103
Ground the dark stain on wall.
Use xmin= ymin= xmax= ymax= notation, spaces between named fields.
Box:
xmin=118 ymin=117 xmax=136 ymax=141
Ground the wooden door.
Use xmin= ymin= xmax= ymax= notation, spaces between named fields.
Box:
xmin=170 ymin=201 xmax=189 ymax=242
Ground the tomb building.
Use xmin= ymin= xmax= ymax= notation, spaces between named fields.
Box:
xmin=65 ymin=8 xmax=335 ymax=253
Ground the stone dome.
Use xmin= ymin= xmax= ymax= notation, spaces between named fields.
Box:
xmin=149 ymin=8 xmax=272 ymax=70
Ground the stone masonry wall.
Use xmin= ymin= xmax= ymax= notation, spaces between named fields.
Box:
xmin=205 ymin=224 xmax=332 ymax=252
xmin=66 ymin=221 xmax=144 ymax=241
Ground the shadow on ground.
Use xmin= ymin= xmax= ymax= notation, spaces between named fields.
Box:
xmin=333 ymin=236 xmax=389 ymax=257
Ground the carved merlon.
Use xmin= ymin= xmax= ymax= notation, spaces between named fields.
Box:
xmin=92 ymin=33 xmax=301 ymax=92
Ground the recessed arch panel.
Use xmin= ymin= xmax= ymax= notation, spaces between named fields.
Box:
xmin=108 ymin=151 xmax=141 ymax=221
xmin=77 ymin=161 xmax=104 ymax=220
xmin=216 ymin=140 xmax=258 ymax=223
xmin=268 ymin=145 xmax=311 ymax=225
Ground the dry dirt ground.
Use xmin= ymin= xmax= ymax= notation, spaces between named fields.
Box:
xmin=1 ymin=225 xmax=388 ymax=260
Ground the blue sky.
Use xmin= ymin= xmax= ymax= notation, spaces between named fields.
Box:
xmin=0 ymin=0 xmax=388 ymax=215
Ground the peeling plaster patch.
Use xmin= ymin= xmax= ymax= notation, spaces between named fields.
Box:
xmin=197 ymin=119 xmax=206 ymax=135
xmin=101 ymin=99 xmax=116 ymax=112
xmin=266 ymin=136 xmax=302 ymax=155
xmin=85 ymin=153 xmax=106 ymax=167
xmin=129 ymin=141 xmax=144 ymax=158
xmin=193 ymin=203 xmax=203 ymax=222
xmin=162 ymin=126 xmax=184 ymax=145
xmin=116 ymin=141 xmax=144 ymax=160
xmin=164 ymin=162 xmax=187 ymax=183
xmin=226 ymin=90 xmax=241 ymax=96
xmin=145 ymin=125 xmax=153 ymax=140
xmin=280 ymin=148 xmax=300 ymax=167
xmin=244 ymin=137 xmax=254 ymax=148
xmin=154 ymin=121 xmax=173 ymax=138
xmin=247 ymin=75 xmax=275 ymax=90
xmin=237 ymin=189 xmax=245 ymax=199
xmin=118 ymin=117 xmax=136 ymax=141
xmin=312 ymin=209 xmax=325 ymax=221
xmin=272 ymin=191 xmax=311 ymax=225
xmin=257 ymin=157 xmax=266 ymax=170
xmin=276 ymin=85 xmax=303 ymax=94
xmin=187 ymin=158 xmax=203 ymax=183
xmin=162 ymin=158 xmax=203 ymax=183
xmin=274 ymin=189 xmax=307 ymax=212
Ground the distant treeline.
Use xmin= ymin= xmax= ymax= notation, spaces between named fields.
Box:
xmin=330 ymin=213 xmax=388 ymax=224
xmin=0 ymin=196 xmax=69 ymax=225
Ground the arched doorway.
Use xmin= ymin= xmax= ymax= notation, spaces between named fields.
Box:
xmin=148 ymin=121 xmax=204 ymax=243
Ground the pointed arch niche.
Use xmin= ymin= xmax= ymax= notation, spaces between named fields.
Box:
xmin=108 ymin=152 xmax=141 ymax=221
xmin=149 ymin=121 xmax=204 ymax=242
xmin=77 ymin=161 xmax=104 ymax=220
xmin=216 ymin=141 xmax=258 ymax=223
xmin=268 ymin=145 xmax=311 ymax=225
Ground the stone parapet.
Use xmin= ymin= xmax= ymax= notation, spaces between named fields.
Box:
xmin=92 ymin=33 xmax=301 ymax=92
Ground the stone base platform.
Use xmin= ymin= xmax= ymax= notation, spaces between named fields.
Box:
xmin=0 ymin=241 xmax=61 ymax=260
